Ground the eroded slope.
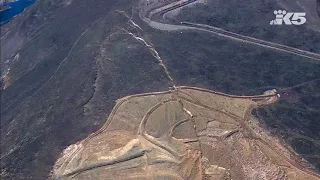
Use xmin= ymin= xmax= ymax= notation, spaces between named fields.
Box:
xmin=52 ymin=87 xmax=319 ymax=180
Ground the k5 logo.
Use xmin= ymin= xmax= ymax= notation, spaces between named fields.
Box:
xmin=270 ymin=10 xmax=306 ymax=25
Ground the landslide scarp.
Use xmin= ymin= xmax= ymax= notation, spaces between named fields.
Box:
xmin=52 ymin=87 xmax=320 ymax=180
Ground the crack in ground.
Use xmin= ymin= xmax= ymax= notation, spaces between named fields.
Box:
xmin=119 ymin=14 xmax=176 ymax=88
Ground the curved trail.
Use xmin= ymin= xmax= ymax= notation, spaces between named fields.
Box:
xmin=82 ymin=86 xmax=277 ymax=144
xmin=142 ymin=0 xmax=320 ymax=62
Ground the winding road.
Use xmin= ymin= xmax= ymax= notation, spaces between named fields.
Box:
xmin=142 ymin=0 xmax=320 ymax=62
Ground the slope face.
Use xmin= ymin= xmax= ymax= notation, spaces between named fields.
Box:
xmin=52 ymin=87 xmax=319 ymax=180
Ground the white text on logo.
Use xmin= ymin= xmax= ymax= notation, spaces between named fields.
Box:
xmin=270 ymin=10 xmax=306 ymax=25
